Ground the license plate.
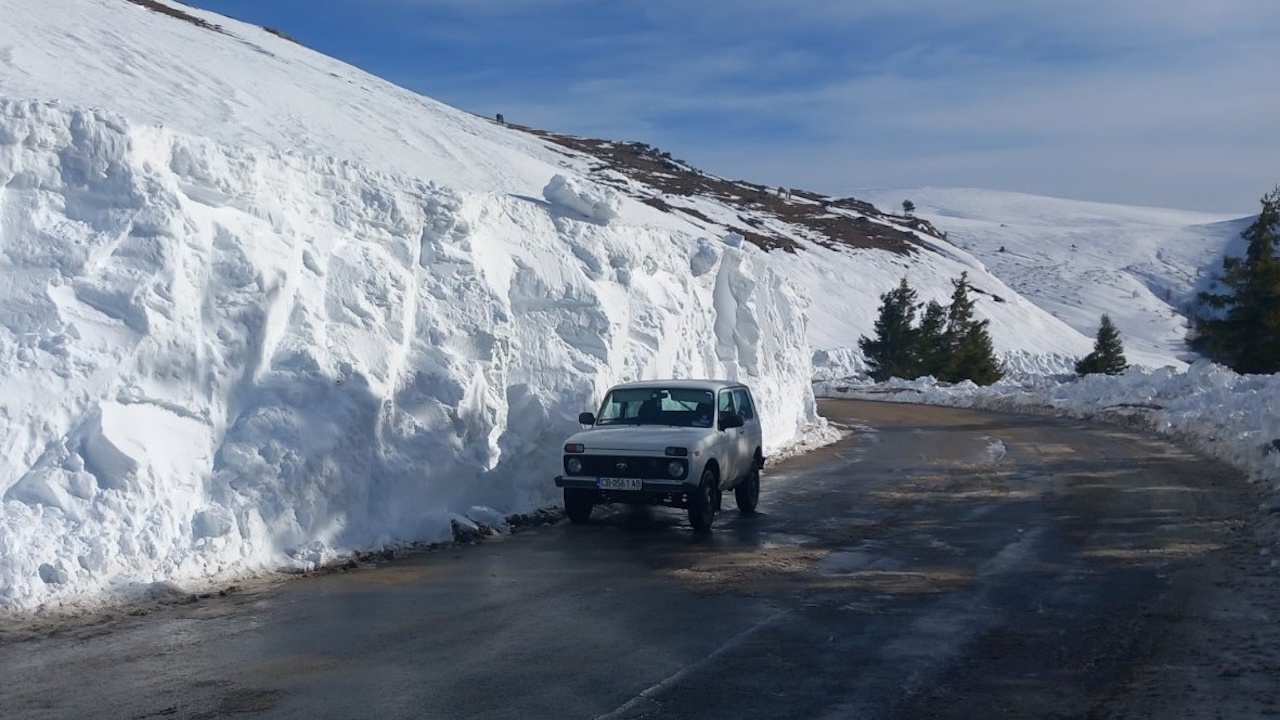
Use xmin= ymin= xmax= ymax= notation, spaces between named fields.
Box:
xmin=597 ymin=477 xmax=643 ymax=491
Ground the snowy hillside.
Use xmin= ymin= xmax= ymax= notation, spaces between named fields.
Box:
xmin=501 ymin=138 xmax=1103 ymax=379
xmin=856 ymin=188 xmax=1247 ymax=369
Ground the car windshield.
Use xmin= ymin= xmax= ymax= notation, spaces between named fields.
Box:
xmin=596 ymin=388 xmax=715 ymax=428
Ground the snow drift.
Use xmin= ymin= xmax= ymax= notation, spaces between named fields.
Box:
xmin=0 ymin=99 xmax=815 ymax=614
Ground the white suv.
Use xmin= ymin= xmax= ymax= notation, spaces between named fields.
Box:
xmin=554 ymin=379 xmax=765 ymax=531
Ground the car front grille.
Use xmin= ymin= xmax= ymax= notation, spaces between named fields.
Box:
xmin=568 ymin=454 xmax=682 ymax=480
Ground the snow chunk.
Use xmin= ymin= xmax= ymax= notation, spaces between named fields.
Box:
xmin=542 ymin=174 xmax=621 ymax=224
xmin=38 ymin=563 xmax=68 ymax=585
xmin=466 ymin=506 xmax=509 ymax=533
xmin=690 ymin=239 xmax=720 ymax=277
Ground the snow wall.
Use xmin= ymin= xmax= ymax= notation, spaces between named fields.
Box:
xmin=0 ymin=100 xmax=817 ymax=614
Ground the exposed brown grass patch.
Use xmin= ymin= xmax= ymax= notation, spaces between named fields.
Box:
xmin=261 ymin=26 xmax=300 ymax=44
xmin=120 ymin=0 xmax=222 ymax=32
xmin=512 ymin=126 xmax=947 ymax=256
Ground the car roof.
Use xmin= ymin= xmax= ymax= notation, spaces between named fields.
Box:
xmin=607 ymin=379 xmax=747 ymax=393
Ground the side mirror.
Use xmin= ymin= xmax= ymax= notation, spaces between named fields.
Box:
xmin=578 ymin=412 xmax=596 ymax=426
xmin=719 ymin=413 xmax=745 ymax=430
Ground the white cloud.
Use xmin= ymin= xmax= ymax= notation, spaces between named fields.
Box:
xmin=443 ymin=0 xmax=1280 ymax=212
xmin=204 ymin=0 xmax=1280 ymax=211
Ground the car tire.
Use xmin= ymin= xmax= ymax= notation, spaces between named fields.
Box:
xmin=564 ymin=488 xmax=593 ymax=524
xmin=735 ymin=466 xmax=760 ymax=514
xmin=688 ymin=468 xmax=716 ymax=532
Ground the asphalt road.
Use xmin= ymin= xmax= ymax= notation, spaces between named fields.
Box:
xmin=0 ymin=399 xmax=1274 ymax=720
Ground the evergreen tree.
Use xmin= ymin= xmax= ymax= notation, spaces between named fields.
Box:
xmin=902 ymin=199 xmax=916 ymax=216
xmin=943 ymin=271 xmax=977 ymax=345
xmin=1194 ymin=187 xmax=1280 ymax=374
xmin=938 ymin=272 xmax=1002 ymax=384
xmin=948 ymin=322 xmax=1003 ymax=385
xmin=1075 ymin=314 xmax=1129 ymax=376
xmin=858 ymin=278 xmax=920 ymax=381
xmin=914 ymin=300 xmax=949 ymax=378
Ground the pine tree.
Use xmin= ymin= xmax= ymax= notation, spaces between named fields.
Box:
xmin=943 ymin=271 xmax=977 ymax=345
xmin=1194 ymin=187 xmax=1280 ymax=374
xmin=949 ymin=322 xmax=1003 ymax=385
xmin=858 ymin=278 xmax=920 ymax=381
xmin=914 ymin=300 xmax=949 ymax=378
xmin=938 ymin=272 xmax=1003 ymax=384
xmin=1075 ymin=314 xmax=1129 ymax=376
xmin=902 ymin=199 xmax=916 ymax=216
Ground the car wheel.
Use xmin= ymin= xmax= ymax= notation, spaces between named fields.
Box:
xmin=688 ymin=468 xmax=716 ymax=531
xmin=564 ymin=488 xmax=593 ymax=524
xmin=735 ymin=466 xmax=760 ymax=514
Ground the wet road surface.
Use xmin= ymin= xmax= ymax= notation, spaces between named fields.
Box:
xmin=0 ymin=399 xmax=1272 ymax=719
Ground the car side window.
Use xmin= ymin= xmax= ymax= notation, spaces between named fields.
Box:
xmin=718 ymin=390 xmax=736 ymax=416
xmin=733 ymin=389 xmax=755 ymax=420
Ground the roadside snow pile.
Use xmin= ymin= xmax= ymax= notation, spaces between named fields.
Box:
xmin=0 ymin=100 xmax=818 ymax=615
xmin=816 ymin=360 xmax=1280 ymax=487
xmin=542 ymin=174 xmax=621 ymax=224
xmin=810 ymin=347 xmax=1085 ymax=381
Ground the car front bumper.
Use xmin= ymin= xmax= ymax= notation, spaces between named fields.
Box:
xmin=555 ymin=476 xmax=697 ymax=507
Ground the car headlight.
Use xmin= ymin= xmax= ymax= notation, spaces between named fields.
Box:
xmin=566 ymin=457 xmax=583 ymax=474
xmin=667 ymin=460 xmax=685 ymax=478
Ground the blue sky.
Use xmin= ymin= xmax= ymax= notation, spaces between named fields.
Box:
xmin=192 ymin=0 xmax=1279 ymax=214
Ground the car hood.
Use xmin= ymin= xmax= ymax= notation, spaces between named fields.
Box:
xmin=565 ymin=426 xmax=716 ymax=453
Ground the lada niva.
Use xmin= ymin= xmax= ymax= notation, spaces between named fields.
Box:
xmin=554 ymin=379 xmax=764 ymax=531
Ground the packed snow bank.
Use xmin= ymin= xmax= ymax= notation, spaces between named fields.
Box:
xmin=0 ymin=100 xmax=817 ymax=615
xmin=816 ymin=360 xmax=1280 ymax=489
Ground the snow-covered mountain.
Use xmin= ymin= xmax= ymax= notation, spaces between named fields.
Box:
xmin=855 ymin=188 xmax=1247 ymax=370
xmin=0 ymin=0 xmax=1250 ymax=616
